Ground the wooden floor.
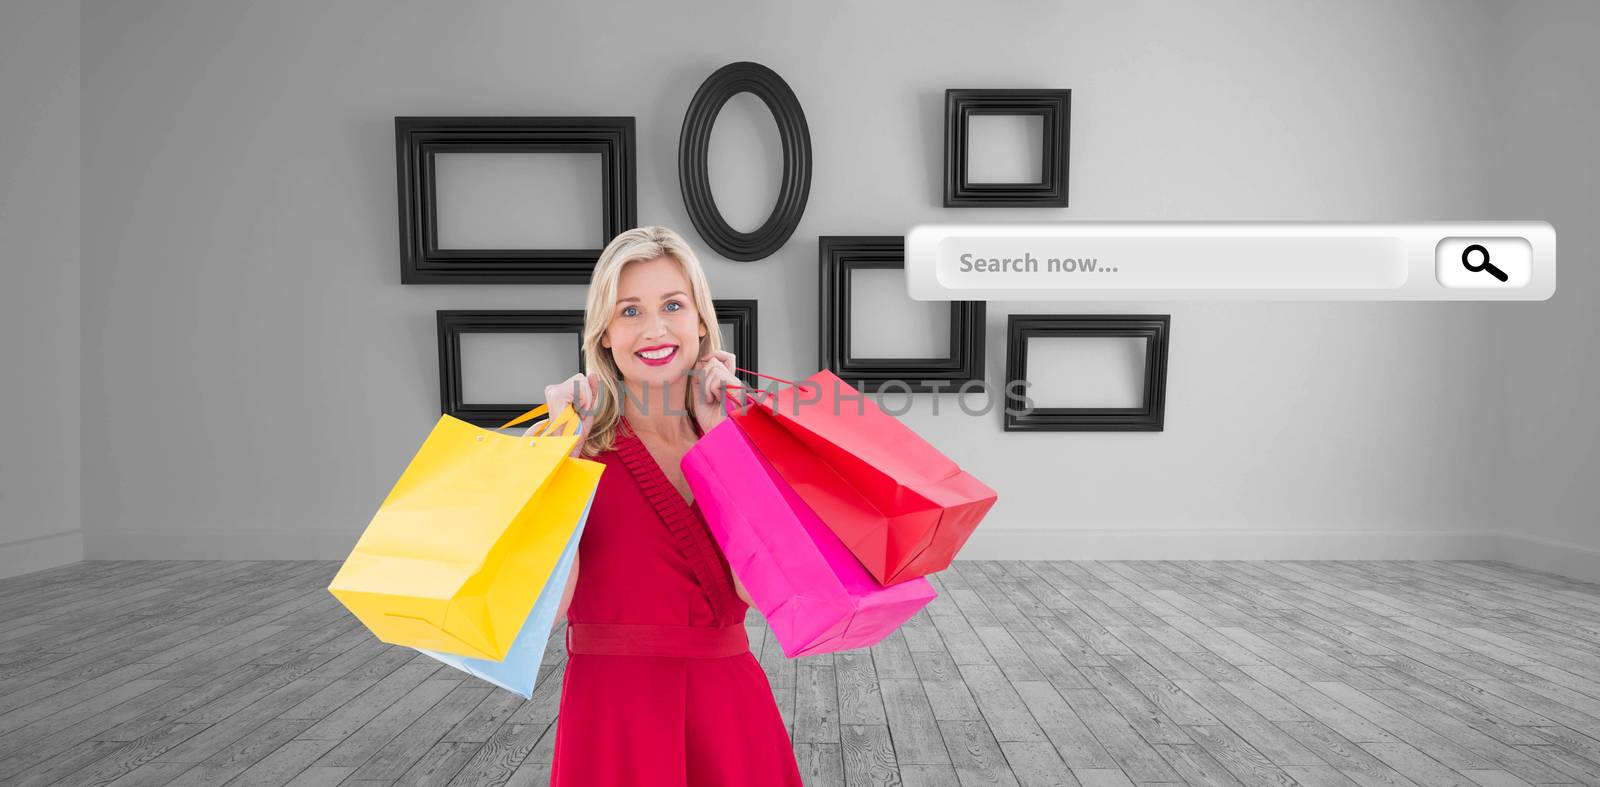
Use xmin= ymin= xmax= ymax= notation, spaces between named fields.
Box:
xmin=3 ymin=561 xmax=1600 ymax=787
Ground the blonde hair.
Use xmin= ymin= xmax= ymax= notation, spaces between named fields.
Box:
xmin=577 ymin=226 xmax=721 ymax=457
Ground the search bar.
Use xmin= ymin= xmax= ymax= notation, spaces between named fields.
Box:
xmin=904 ymin=222 xmax=1555 ymax=301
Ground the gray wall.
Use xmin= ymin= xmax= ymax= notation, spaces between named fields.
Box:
xmin=0 ymin=1 xmax=82 ymax=577
xmin=11 ymin=0 xmax=1582 ymax=578
xmin=1496 ymin=0 xmax=1600 ymax=580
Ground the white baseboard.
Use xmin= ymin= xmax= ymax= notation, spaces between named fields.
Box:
xmin=77 ymin=528 xmax=1600 ymax=587
xmin=87 ymin=530 xmax=357 ymax=561
xmin=959 ymin=528 xmax=1502 ymax=561
xmin=0 ymin=529 xmax=85 ymax=580
xmin=90 ymin=527 xmax=1500 ymax=563
xmin=1492 ymin=531 xmax=1600 ymax=585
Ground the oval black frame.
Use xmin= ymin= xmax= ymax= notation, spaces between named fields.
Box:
xmin=679 ymin=62 xmax=812 ymax=262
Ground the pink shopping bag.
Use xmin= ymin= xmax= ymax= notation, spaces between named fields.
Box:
xmin=683 ymin=404 xmax=935 ymax=658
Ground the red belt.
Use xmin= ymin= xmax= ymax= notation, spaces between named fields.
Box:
xmin=566 ymin=622 xmax=749 ymax=659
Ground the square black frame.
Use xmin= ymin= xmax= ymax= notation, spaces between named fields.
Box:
xmin=944 ymin=89 xmax=1071 ymax=207
xmin=398 ymin=117 xmax=637 ymax=284
xmin=1004 ymin=314 xmax=1169 ymax=431
xmin=438 ymin=310 xmax=586 ymax=428
xmin=820 ymin=236 xmax=984 ymax=393
xmin=711 ymin=299 xmax=759 ymax=391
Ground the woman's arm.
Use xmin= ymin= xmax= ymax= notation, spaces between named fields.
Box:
xmin=730 ymin=569 xmax=754 ymax=608
xmin=550 ymin=551 xmax=580 ymax=637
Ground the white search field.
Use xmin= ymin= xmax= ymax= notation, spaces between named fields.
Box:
xmin=905 ymin=222 xmax=1555 ymax=301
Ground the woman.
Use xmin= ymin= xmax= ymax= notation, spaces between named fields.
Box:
xmin=537 ymin=226 xmax=804 ymax=786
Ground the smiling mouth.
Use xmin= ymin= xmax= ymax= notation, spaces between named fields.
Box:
xmin=636 ymin=345 xmax=678 ymax=364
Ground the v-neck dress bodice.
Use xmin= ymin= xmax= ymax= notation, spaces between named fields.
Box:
xmin=562 ymin=416 xmax=742 ymax=627
xmin=549 ymin=416 xmax=803 ymax=787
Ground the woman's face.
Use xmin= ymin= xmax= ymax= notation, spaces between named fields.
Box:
xmin=601 ymin=255 xmax=707 ymax=387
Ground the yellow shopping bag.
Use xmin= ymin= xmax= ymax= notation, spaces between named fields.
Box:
xmin=328 ymin=403 xmax=602 ymax=660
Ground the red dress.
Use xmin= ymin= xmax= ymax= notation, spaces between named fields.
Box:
xmin=549 ymin=417 xmax=804 ymax=787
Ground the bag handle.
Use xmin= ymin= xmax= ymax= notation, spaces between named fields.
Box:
xmin=498 ymin=403 xmax=548 ymax=430
xmin=532 ymin=405 xmax=586 ymax=437
xmin=722 ymin=367 xmax=815 ymax=416
xmin=496 ymin=403 xmax=586 ymax=436
xmin=732 ymin=366 xmax=811 ymax=390
xmin=500 ymin=366 xmax=805 ymax=427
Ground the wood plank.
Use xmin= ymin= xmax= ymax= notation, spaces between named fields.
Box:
xmin=795 ymin=655 xmax=840 ymax=744
xmin=839 ymin=724 xmax=899 ymax=787
xmin=448 ymin=721 xmax=546 ymax=786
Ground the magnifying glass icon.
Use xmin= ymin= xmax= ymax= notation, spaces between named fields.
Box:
xmin=1461 ymin=244 xmax=1508 ymax=282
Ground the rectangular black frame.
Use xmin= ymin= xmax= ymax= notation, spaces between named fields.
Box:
xmin=1004 ymin=314 xmax=1169 ymax=431
xmin=438 ymin=309 xmax=587 ymax=428
xmin=712 ymin=299 xmax=759 ymax=391
xmin=944 ymin=89 xmax=1071 ymax=207
xmin=398 ymin=117 xmax=637 ymax=284
xmin=820 ymin=236 xmax=984 ymax=393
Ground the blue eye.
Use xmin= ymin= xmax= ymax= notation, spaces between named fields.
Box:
xmin=666 ymin=301 xmax=682 ymax=312
xmin=622 ymin=306 xmax=638 ymax=317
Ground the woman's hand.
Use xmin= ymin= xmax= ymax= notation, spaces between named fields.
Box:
xmin=535 ymin=373 xmax=597 ymax=457
xmin=689 ymin=350 xmax=741 ymax=435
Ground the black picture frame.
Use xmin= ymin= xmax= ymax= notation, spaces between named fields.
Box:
xmin=398 ymin=117 xmax=637 ymax=284
xmin=819 ymin=236 xmax=985 ymax=393
xmin=711 ymin=299 xmax=759 ymax=390
xmin=944 ymin=89 xmax=1071 ymax=207
xmin=679 ymin=62 xmax=812 ymax=262
xmin=1004 ymin=314 xmax=1169 ymax=431
xmin=438 ymin=310 xmax=586 ymax=428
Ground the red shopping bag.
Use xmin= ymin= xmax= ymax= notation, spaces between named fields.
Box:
xmin=730 ymin=368 xmax=997 ymax=586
